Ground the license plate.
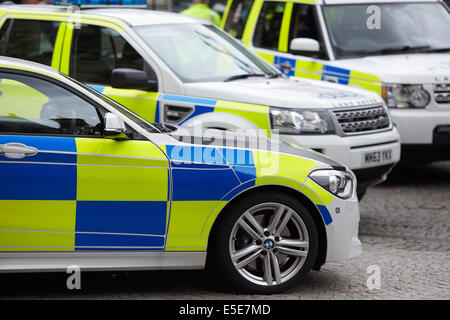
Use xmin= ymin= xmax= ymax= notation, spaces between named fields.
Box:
xmin=363 ymin=149 xmax=392 ymax=165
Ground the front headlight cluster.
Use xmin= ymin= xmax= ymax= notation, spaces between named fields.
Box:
xmin=382 ymin=84 xmax=430 ymax=108
xmin=270 ymin=108 xmax=334 ymax=134
xmin=309 ymin=169 xmax=354 ymax=199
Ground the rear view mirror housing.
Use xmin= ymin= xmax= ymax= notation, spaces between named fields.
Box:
xmin=290 ymin=38 xmax=320 ymax=53
xmin=103 ymin=112 xmax=132 ymax=140
xmin=111 ymin=68 xmax=157 ymax=91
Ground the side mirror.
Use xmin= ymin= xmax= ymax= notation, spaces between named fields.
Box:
xmin=111 ymin=68 xmax=157 ymax=91
xmin=103 ymin=112 xmax=130 ymax=140
xmin=289 ymin=38 xmax=320 ymax=53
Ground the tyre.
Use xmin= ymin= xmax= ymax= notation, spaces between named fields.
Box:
xmin=208 ymin=191 xmax=319 ymax=294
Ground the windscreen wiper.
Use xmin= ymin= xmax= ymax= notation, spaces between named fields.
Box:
xmin=348 ymin=45 xmax=431 ymax=57
xmin=421 ymin=47 xmax=450 ymax=53
xmin=224 ymin=73 xmax=267 ymax=82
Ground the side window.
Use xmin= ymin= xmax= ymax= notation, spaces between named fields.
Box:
xmin=253 ymin=1 xmax=286 ymax=50
xmin=0 ymin=72 xmax=102 ymax=136
xmin=70 ymin=24 xmax=147 ymax=86
xmin=0 ymin=19 xmax=60 ymax=66
xmin=289 ymin=4 xmax=327 ymax=58
xmin=224 ymin=0 xmax=254 ymax=39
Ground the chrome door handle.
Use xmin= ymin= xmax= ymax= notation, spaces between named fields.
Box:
xmin=0 ymin=143 xmax=38 ymax=159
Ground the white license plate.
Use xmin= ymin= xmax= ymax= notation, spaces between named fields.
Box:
xmin=363 ymin=149 xmax=393 ymax=165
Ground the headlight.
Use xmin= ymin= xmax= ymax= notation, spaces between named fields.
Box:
xmin=270 ymin=108 xmax=334 ymax=134
xmin=309 ymin=169 xmax=354 ymax=199
xmin=382 ymin=84 xmax=430 ymax=108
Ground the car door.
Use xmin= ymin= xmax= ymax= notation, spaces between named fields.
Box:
xmin=0 ymin=69 xmax=169 ymax=252
xmin=60 ymin=22 xmax=162 ymax=124
xmin=250 ymin=1 xmax=335 ymax=82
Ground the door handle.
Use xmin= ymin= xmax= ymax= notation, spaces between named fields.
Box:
xmin=0 ymin=143 xmax=38 ymax=159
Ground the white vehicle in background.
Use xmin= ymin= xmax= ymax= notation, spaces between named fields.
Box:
xmin=0 ymin=2 xmax=401 ymax=198
xmin=223 ymin=0 xmax=450 ymax=163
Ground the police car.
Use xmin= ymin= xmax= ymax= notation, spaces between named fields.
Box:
xmin=0 ymin=57 xmax=361 ymax=294
xmin=223 ymin=0 xmax=450 ymax=163
xmin=0 ymin=1 xmax=400 ymax=198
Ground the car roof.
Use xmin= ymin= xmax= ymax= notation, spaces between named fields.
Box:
xmin=0 ymin=56 xmax=62 ymax=77
xmin=0 ymin=4 xmax=207 ymax=27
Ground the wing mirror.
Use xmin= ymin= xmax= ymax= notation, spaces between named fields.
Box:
xmin=111 ymin=68 xmax=157 ymax=91
xmin=103 ymin=112 xmax=131 ymax=139
xmin=289 ymin=38 xmax=320 ymax=52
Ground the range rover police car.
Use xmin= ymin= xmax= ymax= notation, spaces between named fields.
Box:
xmin=0 ymin=56 xmax=361 ymax=294
xmin=222 ymin=0 xmax=450 ymax=163
xmin=0 ymin=1 xmax=400 ymax=198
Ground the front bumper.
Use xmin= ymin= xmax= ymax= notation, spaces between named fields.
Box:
xmin=323 ymin=195 xmax=362 ymax=263
xmin=279 ymin=129 xmax=401 ymax=188
xmin=390 ymin=108 xmax=450 ymax=162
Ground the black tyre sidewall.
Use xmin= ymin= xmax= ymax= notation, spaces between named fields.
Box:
xmin=209 ymin=191 xmax=320 ymax=294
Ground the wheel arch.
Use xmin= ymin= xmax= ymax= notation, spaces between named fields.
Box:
xmin=206 ymin=184 xmax=328 ymax=271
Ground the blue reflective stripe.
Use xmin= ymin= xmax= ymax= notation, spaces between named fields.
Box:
xmin=171 ymin=168 xmax=239 ymax=201
xmin=75 ymin=201 xmax=167 ymax=236
xmin=322 ymin=65 xmax=350 ymax=85
xmin=274 ymin=56 xmax=296 ymax=77
xmin=222 ymin=179 xmax=255 ymax=201
xmin=232 ymin=165 xmax=256 ymax=183
xmin=218 ymin=148 xmax=254 ymax=166
xmin=162 ymin=94 xmax=217 ymax=106
xmin=154 ymin=100 xmax=160 ymax=123
xmin=179 ymin=105 xmax=215 ymax=125
xmin=317 ymin=205 xmax=333 ymax=225
xmin=0 ymin=162 xmax=77 ymax=200
xmin=0 ymin=135 xmax=77 ymax=153
xmin=87 ymin=84 xmax=105 ymax=93
xmin=166 ymin=145 xmax=227 ymax=165
xmin=75 ymin=234 xmax=164 ymax=250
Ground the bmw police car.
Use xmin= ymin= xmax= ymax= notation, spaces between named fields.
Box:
xmin=0 ymin=57 xmax=361 ymax=294
xmin=0 ymin=1 xmax=400 ymax=198
xmin=222 ymin=0 xmax=450 ymax=163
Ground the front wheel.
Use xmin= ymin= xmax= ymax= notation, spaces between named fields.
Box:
xmin=208 ymin=192 xmax=319 ymax=294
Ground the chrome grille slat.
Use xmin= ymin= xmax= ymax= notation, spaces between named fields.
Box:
xmin=433 ymin=83 xmax=450 ymax=104
xmin=333 ymin=105 xmax=391 ymax=134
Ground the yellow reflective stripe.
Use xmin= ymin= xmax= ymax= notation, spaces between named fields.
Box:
xmin=221 ymin=0 xmax=233 ymax=29
xmin=77 ymin=154 xmax=167 ymax=167
xmin=294 ymin=60 xmax=323 ymax=80
xmin=242 ymin=0 xmax=263 ymax=46
xmin=60 ymin=22 xmax=73 ymax=75
xmin=75 ymin=138 xmax=168 ymax=201
xmin=216 ymin=100 xmax=269 ymax=112
xmin=166 ymin=200 xmax=227 ymax=251
xmin=255 ymin=176 xmax=302 ymax=190
xmin=0 ymin=231 xmax=75 ymax=251
xmin=0 ymin=200 xmax=76 ymax=232
xmin=51 ymin=22 xmax=66 ymax=70
xmin=278 ymin=2 xmax=293 ymax=53
xmin=102 ymin=88 xmax=160 ymax=123
xmin=348 ymin=70 xmax=382 ymax=95
xmin=75 ymin=137 xmax=166 ymax=159
xmin=215 ymin=101 xmax=271 ymax=137
xmin=256 ymin=50 xmax=275 ymax=64
xmin=6 ymin=13 xmax=67 ymax=22
xmin=167 ymin=201 xmax=226 ymax=238
xmin=302 ymin=178 xmax=334 ymax=206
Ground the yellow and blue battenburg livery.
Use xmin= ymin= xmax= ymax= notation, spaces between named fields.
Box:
xmin=0 ymin=131 xmax=340 ymax=252
xmin=0 ymin=135 xmax=170 ymax=251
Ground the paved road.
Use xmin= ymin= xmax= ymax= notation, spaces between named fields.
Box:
xmin=1 ymin=162 xmax=449 ymax=300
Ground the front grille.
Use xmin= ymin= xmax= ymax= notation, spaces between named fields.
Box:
xmin=333 ymin=105 xmax=391 ymax=134
xmin=433 ymin=83 xmax=450 ymax=104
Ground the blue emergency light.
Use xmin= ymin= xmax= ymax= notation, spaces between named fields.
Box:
xmin=52 ymin=0 xmax=147 ymax=7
